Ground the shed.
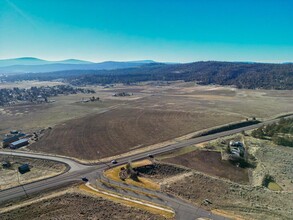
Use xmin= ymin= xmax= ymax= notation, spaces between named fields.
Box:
xmin=2 ymin=161 xmax=11 ymax=168
xmin=10 ymin=130 xmax=19 ymax=135
xmin=18 ymin=164 xmax=30 ymax=174
xmin=10 ymin=139 xmax=29 ymax=149
xmin=3 ymin=133 xmax=26 ymax=146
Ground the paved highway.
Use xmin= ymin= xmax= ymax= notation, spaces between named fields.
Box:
xmin=0 ymin=116 xmax=291 ymax=219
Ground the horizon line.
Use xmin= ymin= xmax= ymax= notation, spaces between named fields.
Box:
xmin=0 ymin=56 xmax=292 ymax=65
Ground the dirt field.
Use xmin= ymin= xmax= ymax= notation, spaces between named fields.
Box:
xmin=0 ymin=193 xmax=169 ymax=220
xmin=1 ymin=81 xmax=292 ymax=160
xmin=30 ymin=108 xmax=241 ymax=159
xmin=162 ymin=171 xmax=293 ymax=220
xmin=0 ymin=155 xmax=66 ymax=190
xmin=0 ymin=95 xmax=124 ymax=137
xmin=163 ymin=150 xmax=249 ymax=184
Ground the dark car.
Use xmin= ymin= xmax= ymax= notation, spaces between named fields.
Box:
xmin=111 ymin=160 xmax=118 ymax=164
xmin=81 ymin=177 xmax=89 ymax=182
xmin=147 ymin=154 xmax=154 ymax=158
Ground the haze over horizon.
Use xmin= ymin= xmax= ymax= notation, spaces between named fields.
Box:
xmin=1 ymin=0 xmax=293 ymax=63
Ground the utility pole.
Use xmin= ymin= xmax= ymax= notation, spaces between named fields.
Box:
xmin=16 ymin=170 xmax=29 ymax=198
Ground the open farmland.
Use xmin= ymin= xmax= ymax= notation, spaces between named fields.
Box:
xmin=28 ymin=82 xmax=293 ymax=160
xmin=0 ymin=92 xmax=124 ymax=137
xmin=30 ymin=107 xmax=242 ymax=159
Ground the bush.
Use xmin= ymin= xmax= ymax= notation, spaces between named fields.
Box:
xmin=262 ymin=174 xmax=274 ymax=187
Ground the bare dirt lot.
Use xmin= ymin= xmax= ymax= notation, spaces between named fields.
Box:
xmin=163 ymin=150 xmax=249 ymax=184
xmin=0 ymin=155 xmax=66 ymax=190
xmin=0 ymin=193 xmax=169 ymax=220
xmin=30 ymin=107 xmax=241 ymax=159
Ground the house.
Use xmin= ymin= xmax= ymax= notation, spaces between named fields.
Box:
xmin=9 ymin=139 xmax=29 ymax=149
xmin=18 ymin=164 xmax=30 ymax=174
xmin=229 ymin=140 xmax=245 ymax=158
xmin=10 ymin=130 xmax=19 ymax=135
xmin=37 ymin=95 xmax=46 ymax=102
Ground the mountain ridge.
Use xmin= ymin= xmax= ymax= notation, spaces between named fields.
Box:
xmin=0 ymin=57 xmax=157 ymax=73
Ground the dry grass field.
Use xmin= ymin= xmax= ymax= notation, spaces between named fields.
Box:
xmin=0 ymin=155 xmax=66 ymax=190
xmin=1 ymin=81 xmax=292 ymax=160
xmin=0 ymin=93 xmax=124 ymax=137
xmin=0 ymin=193 xmax=169 ymax=220
xmin=155 ymin=134 xmax=293 ymax=220
xmin=30 ymin=107 xmax=242 ymax=159
xmin=163 ymin=150 xmax=249 ymax=184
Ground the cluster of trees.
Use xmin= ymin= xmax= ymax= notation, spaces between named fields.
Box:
xmin=66 ymin=62 xmax=293 ymax=90
xmin=119 ymin=162 xmax=139 ymax=181
xmin=251 ymin=118 xmax=293 ymax=147
xmin=0 ymin=85 xmax=95 ymax=106
xmin=1 ymin=62 xmax=293 ymax=90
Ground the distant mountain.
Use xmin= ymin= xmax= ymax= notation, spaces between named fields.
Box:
xmin=0 ymin=57 xmax=49 ymax=67
xmin=56 ymin=59 xmax=94 ymax=65
xmin=0 ymin=57 xmax=93 ymax=67
xmin=0 ymin=57 xmax=156 ymax=74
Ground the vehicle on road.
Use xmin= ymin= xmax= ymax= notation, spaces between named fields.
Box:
xmin=81 ymin=177 xmax=88 ymax=182
xmin=111 ymin=160 xmax=118 ymax=164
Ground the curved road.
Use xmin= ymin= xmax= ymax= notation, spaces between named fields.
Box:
xmin=0 ymin=116 xmax=291 ymax=219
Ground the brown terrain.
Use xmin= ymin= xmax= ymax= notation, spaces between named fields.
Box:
xmin=162 ymin=171 xmax=293 ymax=220
xmin=0 ymin=193 xmax=169 ymax=220
xmin=0 ymin=155 xmax=66 ymax=190
xmin=30 ymin=107 xmax=241 ymax=159
xmin=152 ymin=135 xmax=293 ymax=220
xmin=163 ymin=150 xmax=249 ymax=184
xmin=1 ymin=81 xmax=292 ymax=161
xmin=28 ymin=83 xmax=293 ymax=160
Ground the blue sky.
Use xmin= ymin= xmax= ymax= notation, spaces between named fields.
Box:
xmin=0 ymin=0 xmax=293 ymax=62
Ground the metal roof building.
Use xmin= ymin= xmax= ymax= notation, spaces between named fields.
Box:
xmin=9 ymin=139 xmax=29 ymax=149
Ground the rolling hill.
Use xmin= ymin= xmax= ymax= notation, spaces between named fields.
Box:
xmin=0 ymin=57 xmax=156 ymax=74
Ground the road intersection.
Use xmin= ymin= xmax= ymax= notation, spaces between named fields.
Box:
xmin=0 ymin=116 xmax=290 ymax=219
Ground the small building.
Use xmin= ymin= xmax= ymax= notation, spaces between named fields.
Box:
xmin=2 ymin=161 xmax=11 ymax=168
xmin=229 ymin=141 xmax=243 ymax=148
xmin=10 ymin=130 xmax=19 ymax=135
xmin=2 ymin=132 xmax=26 ymax=147
xmin=2 ymin=136 xmax=19 ymax=148
xmin=37 ymin=95 xmax=46 ymax=102
xmin=9 ymin=139 xmax=29 ymax=149
xmin=18 ymin=164 xmax=30 ymax=174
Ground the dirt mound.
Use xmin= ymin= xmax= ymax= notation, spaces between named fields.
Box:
xmin=135 ymin=163 xmax=188 ymax=179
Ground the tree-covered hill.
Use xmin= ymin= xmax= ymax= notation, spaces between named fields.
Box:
xmin=2 ymin=62 xmax=293 ymax=90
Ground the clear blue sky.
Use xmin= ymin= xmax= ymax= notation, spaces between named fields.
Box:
xmin=0 ymin=0 xmax=293 ymax=62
